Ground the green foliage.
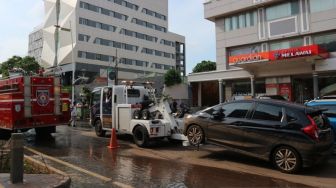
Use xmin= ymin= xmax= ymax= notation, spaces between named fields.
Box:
xmin=0 ymin=56 xmax=41 ymax=77
xmin=192 ymin=60 xmax=216 ymax=73
xmin=81 ymin=86 xmax=91 ymax=105
xmin=164 ymin=69 xmax=182 ymax=87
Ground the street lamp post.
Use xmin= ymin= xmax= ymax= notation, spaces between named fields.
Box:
xmin=55 ymin=22 xmax=75 ymax=104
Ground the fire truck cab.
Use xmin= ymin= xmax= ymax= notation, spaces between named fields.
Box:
xmin=0 ymin=76 xmax=71 ymax=136
xmin=90 ymin=83 xmax=187 ymax=147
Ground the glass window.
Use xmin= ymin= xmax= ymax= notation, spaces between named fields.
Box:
xmin=238 ymin=14 xmax=246 ymax=28
xmin=91 ymin=91 xmax=101 ymax=106
xmin=245 ymin=12 xmax=251 ymax=27
xmin=224 ymin=11 xmax=256 ymax=32
xmin=286 ymin=108 xmax=298 ymax=122
xmin=222 ymin=102 xmax=253 ymax=118
xmin=252 ymin=104 xmax=283 ymax=122
xmin=228 ymin=44 xmax=261 ymax=56
xmin=224 ymin=17 xmax=231 ymax=31
xmin=313 ymin=33 xmax=336 ymax=52
xmin=231 ymin=16 xmax=238 ymax=30
xmin=266 ymin=1 xmax=299 ymax=21
xmin=127 ymin=89 xmax=140 ymax=98
xmin=310 ymin=0 xmax=336 ymax=12
xmin=270 ymin=38 xmax=303 ymax=50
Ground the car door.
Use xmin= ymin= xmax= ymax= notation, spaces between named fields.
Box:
xmin=206 ymin=101 xmax=253 ymax=150
xmin=240 ymin=102 xmax=285 ymax=157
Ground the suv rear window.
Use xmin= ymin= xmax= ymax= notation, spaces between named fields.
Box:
xmin=127 ymin=89 xmax=140 ymax=98
xmin=252 ymin=103 xmax=283 ymax=122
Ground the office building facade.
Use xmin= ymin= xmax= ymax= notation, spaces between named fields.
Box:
xmin=189 ymin=0 xmax=336 ymax=106
xmin=40 ymin=0 xmax=185 ymax=87
xmin=28 ymin=27 xmax=44 ymax=65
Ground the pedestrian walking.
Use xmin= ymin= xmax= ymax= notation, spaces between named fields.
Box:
xmin=70 ymin=102 xmax=77 ymax=127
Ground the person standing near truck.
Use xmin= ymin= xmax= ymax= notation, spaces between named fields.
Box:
xmin=70 ymin=102 xmax=77 ymax=127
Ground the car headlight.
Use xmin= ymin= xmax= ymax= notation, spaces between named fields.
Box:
xmin=186 ymin=114 xmax=193 ymax=119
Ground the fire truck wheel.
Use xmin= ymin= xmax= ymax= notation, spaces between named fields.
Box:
xmin=133 ymin=126 xmax=149 ymax=147
xmin=94 ymin=119 xmax=106 ymax=137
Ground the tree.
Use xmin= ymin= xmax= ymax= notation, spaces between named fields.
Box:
xmin=164 ymin=69 xmax=182 ymax=87
xmin=192 ymin=60 xmax=216 ymax=73
xmin=0 ymin=56 xmax=41 ymax=77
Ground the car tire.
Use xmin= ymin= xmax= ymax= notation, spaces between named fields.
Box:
xmin=133 ymin=126 xmax=149 ymax=147
xmin=94 ymin=119 xmax=106 ymax=137
xmin=186 ymin=125 xmax=204 ymax=146
xmin=272 ymin=146 xmax=301 ymax=174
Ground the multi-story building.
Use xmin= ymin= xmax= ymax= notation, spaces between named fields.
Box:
xmin=28 ymin=26 xmax=44 ymax=65
xmin=40 ymin=0 xmax=185 ymax=88
xmin=189 ymin=0 xmax=336 ymax=106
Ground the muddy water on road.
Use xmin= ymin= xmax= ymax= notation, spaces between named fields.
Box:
xmin=23 ymin=126 xmax=312 ymax=188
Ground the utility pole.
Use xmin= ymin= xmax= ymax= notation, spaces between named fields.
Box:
xmin=114 ymin=48 xmax=118 ymax=85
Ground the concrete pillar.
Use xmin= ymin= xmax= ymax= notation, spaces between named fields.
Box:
xmin=225 ymin=82 xmax=232 ymax=101
xmin=250 ymin=76 xmax=255 ymax=97
xmin=10 ymin=133 xmax=24 ymax=184
xmin=313 ymin=72 xmax=319 ymax=99
xmin=197 ymin=82 xmax=202 ymax=107
xmin=218 ymin=80 xmax=224 ymax=103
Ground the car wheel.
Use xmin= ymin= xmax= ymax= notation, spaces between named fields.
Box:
xmin=272 ymin=146 xmax=301 ymax=173
xmin=133 ymin=126 xmax=149 ymax=147
xmin=187 ymin=125 xmax=204 ymax=146
xmin=94 ymin=119 xmax=106 ymax=137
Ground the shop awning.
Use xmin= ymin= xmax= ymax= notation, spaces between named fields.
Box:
xmin=229 ymin=44 xmax=329 ymax=68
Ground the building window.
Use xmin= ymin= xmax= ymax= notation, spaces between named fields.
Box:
xmin=142 ymin=8 xmax=166 ymax=20
xmin=269 ymin=38 xmax=303 ymax=50
xmin=164 ymin=65 xmax=172 ymax=70
xmin=120 ymin=28 xmax=158 ymax=43
xmin=80 ymin=1 xmax=128 ymax=21
xmin=224 ymin=11 xmax=256 ymax=32
xmin=93 ymin=37 xmax=138 ymax=52
xmin=109 ymin=0 xmax=138 ymax=11
xmin=79 ymin=17 xmax=116 ymax=32
xmin=132 ymin=18 xmax=167 ymax=33
xmin=78 ymin=34 xmax=90 ymax=42
xmin=313 ymin=33 xmax=336 ymax=52
xmin=266 ymin=1 xmax=299 ymax=21
xmin=310 ymin=0 xmax=336 ymax=12
xmin=228 ymin=44 xmax=261 ymax=56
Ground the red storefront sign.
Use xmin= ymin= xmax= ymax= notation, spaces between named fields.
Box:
xmin=269 ymin=45 xmax=328 ymax=61
xmin=229 ymin=52 xmax=270 ymax=64
xmin=228 ymin=45 xmax=328 ymax=64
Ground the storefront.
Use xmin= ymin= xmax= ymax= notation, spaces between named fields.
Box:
xmin=188 ymin=44 xmax=335 ymax=106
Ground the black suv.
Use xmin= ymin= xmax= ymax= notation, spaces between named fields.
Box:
xmin=184 ymin=99 xmax=334 ymax=173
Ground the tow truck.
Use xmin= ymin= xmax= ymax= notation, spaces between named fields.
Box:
xmin=0 ymin=75 xmax=71 ymax=136
xmin=90 ymin=81 xmax=187 ymax=147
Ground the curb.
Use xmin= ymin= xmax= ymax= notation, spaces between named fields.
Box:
xmin=24 ymin=155 xmax=71 ymax=188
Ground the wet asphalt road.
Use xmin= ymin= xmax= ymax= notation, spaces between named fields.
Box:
xmin=21 ymin=126 xmax=325 ymax=188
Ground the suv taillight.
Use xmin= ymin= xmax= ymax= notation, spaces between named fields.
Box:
xmin=302 ymin=115 xmax=319 ymax=141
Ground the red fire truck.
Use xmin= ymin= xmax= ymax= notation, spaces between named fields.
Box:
xmin=0 ymin=75 xmax=71 ymax=136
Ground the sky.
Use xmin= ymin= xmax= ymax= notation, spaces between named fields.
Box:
xmin=0 ymin=0 xmax=216 ymax=74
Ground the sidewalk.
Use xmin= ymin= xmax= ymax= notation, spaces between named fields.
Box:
xmin=0 ymin=174 xmax=70 ymax=188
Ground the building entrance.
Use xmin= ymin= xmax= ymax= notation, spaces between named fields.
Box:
xmin=292 ymin=77 xmax=313 ymax=104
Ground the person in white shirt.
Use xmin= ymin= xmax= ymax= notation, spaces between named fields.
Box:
xmin=70 ymin=102 xmax=77 ymax=127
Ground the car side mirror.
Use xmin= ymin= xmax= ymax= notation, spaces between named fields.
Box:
xmin=212 ymin=110 xmax=224 ymax=120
